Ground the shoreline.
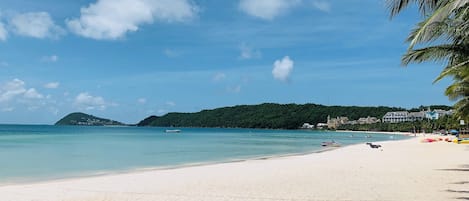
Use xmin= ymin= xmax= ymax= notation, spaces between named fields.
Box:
xmin=0 ymin=143 xmax=345 ymax=187
xmin=1 ymin=136 xmax=466 ymax=201
xmin=336 ymin=129 xmax=421 ymax=136
xmin=0 ymin=131 xmax=407 ymax=187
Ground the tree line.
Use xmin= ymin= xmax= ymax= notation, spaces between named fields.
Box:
xmin=137 ymin=103 xmax=450 ymax=129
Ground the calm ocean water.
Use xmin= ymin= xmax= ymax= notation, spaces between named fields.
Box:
xmin=0 ymin=125 xmax=410 ymax=184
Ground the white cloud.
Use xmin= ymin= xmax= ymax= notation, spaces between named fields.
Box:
xmin=157 ymin=109 xmax=167 ymax=115
xmin=0 ymin=61 xmax=9 ymax=67
xmin=41 ymin=55 xmax=59 ymax=62
xmin=213 ymin=72 xmax=226 ymax=82
xmin=67 ymin=0 xmax=199 ymax=40
xmin=312 ymin=1 xmax=331 ymax=12
xmin=9 ymin=12 xmax=65 ymax=39
xmin=24 ymin=88 xmax=44 ymax=99
xmin=44 ymin=82 xmax=60 ymax=89
xmin=166 ymin=101 xmax=176 ymax=107
xmin=0 ymin=79 xmax=45 ymax=103
xmin=2 ymin=107 xmax=14 ymax=112
xmin=74 ymin=92 xmax=110 ymax=110
xmin=272 ymin=56 xmax=294 ymax=82
xmin=0 ymin=79 xmax=27 ymax=102
xmin=0 ymin=22 xmax=7 ymax=41
xmin=137 ymin=98 xmax=147 ymax=104
xmin=239 ymin=43 xmax=261 ymax=60
xmin=239 ymin=0 xmax=301 ymax=20
xmin=163 ymin=49 xmax=180 ymax=58
xmin=226 ymin=85 xmax=242 ymax=93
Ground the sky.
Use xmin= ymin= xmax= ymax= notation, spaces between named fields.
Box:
xmin=0 ymin=0 xmax=453 ymax=124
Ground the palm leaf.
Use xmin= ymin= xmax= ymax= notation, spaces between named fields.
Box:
xmin=407 ymin=0 xmax=469 ymax=49
xmin=402 ymin=44 xmax=462 ymax=65
xmin=434 ymin=59 xmax=469 ymax=82
xmin=387 ymin=0 xmax=441 ymax=17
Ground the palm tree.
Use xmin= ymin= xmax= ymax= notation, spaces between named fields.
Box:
xmin=387 ymin=0 xmax=469 ymax=119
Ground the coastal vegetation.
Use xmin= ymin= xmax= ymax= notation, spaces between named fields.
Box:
xmin=58 ymin=104 xmax=455 ymax=131
xmin=136 ymin=103 xmax=403 ymax=129
xmin=55 ymin=112 xmax=125 ymax=126
xmin=338 ymin=115 xmax=459 ymax=133
xmin=387 ymin=0 xmax=469 ymax=119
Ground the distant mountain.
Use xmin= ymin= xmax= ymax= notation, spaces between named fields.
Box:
xmin=137 ymin=103 xmax=407 ymax=129
xmin=55 ymin=112 xmax=125 ymax=126
xmin=137 ymin=115 xmax=159 ymax=126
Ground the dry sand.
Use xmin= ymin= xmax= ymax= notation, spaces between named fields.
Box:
xmin=1 ymin=136 xmax=468 ymax=201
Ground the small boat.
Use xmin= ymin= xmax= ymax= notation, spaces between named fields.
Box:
xmin=165 ymin=129 xmax=181 ymax=133
xmin=321 ymin=140 xmax=341 ymax=147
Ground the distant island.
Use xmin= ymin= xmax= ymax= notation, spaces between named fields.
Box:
xmin=56 ymin=103 xmax=454 ymax=132
xmin=55 ymin=112 xmax=126 ymax=126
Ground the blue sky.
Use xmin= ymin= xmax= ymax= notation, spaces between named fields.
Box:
xmin=0 ymin=0 xmax=453 ymax=124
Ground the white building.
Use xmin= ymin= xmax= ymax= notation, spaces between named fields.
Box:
xmin=301 ymin=123 xmax=314 ymax=129
xmin=382 ymin=111 xmax=410 ymax=123
xmin=408 ymin=111 xmax=425 ymax=121
xmin=383 ymin=109 xmax=453 ymax=123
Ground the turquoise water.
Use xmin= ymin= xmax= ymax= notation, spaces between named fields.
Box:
xmin=0 ymin=125 xmax=409 ymax=184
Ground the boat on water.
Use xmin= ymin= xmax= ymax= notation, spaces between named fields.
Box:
xmin=165 ymin=129 xmax=181 ymax=133
xmin=321 ymin=140 xmax=341 ymax=147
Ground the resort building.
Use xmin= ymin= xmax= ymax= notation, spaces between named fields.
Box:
xmin=408 ymin=111 xmax=425 ymax=121
xmin=301 ymin=123 xmax=314 ymax=129
xmin=316 ymin=123 xmax=328 ymax=129
xmin=327 ymin=116 xmax=349 ymax=129
xmin=426 ymin=109 xmax=454 ymax=120
xmin=324 ymin=115 xmax=380 ymax=128
xmin=383 ymin=109 xmax=453 ymax=123
xmin=382 ymin=111 xmax=410 ymax=123
xmin=357 ymin=116 xmax=380 ymax=124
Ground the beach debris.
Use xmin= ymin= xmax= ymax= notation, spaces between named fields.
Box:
xmin=321 ymin=140 xmax=341 ymax=147
xmin=365 ymin=142 xmax=382 ymax=149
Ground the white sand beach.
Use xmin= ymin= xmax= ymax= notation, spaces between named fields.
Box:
xmin=1 ymin=136 xmax=468 ymax=201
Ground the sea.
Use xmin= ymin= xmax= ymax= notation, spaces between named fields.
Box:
xmin=0 ymin=125 xmax=410 ymax=184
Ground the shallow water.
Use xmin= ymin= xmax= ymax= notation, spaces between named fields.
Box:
xmin=0 ymin=125 xmax=409 ymax=183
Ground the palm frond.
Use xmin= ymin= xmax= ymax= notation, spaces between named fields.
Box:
xmin=387 ymin=0 xmax=440 ymax=17
xmin=434 ymin=59 xmax=469 ymax=82
xmin=407 ymin=0 xmax=469 ymax=49
xmin=402 ymin=45 xmax=461 ymax=65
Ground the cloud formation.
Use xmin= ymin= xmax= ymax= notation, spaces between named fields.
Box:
xmin=239 ymin=0 xmax=301 ymax=20
xmin=312 ymin=1 xmax=331 ymax=12
xmin=44 ymin=82 xmax=60 ymax=89
xmin=163 ymin=49 xmax=180 ymax=58
xmin=239 ymin=43 xmax=261 ymax=60
xmin=272 ymin=56 xmax=294 ymax=82
xmin=0 ymin=22 xmax=7 ymax=41
xmin=0 ymin=79 xmax=45 ymax=103
xmin=23 ymin=88 xmax=44 ymax=99
xmin=67 ymin=0 xmax=199 ymax=40
xmin=74 ymin=92 xmax=112 ymax=110
xmin=226 ymin=85 xmax=242 ymax=93
xmin=10 ymin=12 xmax=65 ymax=39
xmin=166 ymin=101 xmax=176 ymax=107
xmin=213 ymin=72 xmax=226 ymax=82
xmin=137 ymin=98 xmax=147 ymax=104
xmin=41 ymin=55 xmax=59 ymax=62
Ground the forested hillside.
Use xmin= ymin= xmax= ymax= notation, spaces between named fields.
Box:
xmin=137 ymin=103 xmax=404 ymax=129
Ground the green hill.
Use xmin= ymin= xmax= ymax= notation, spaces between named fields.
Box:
xmin=55 ymin=112 xmax=125 ymax=126
xmin=137 ymin=103 xmax=405 ymax=129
